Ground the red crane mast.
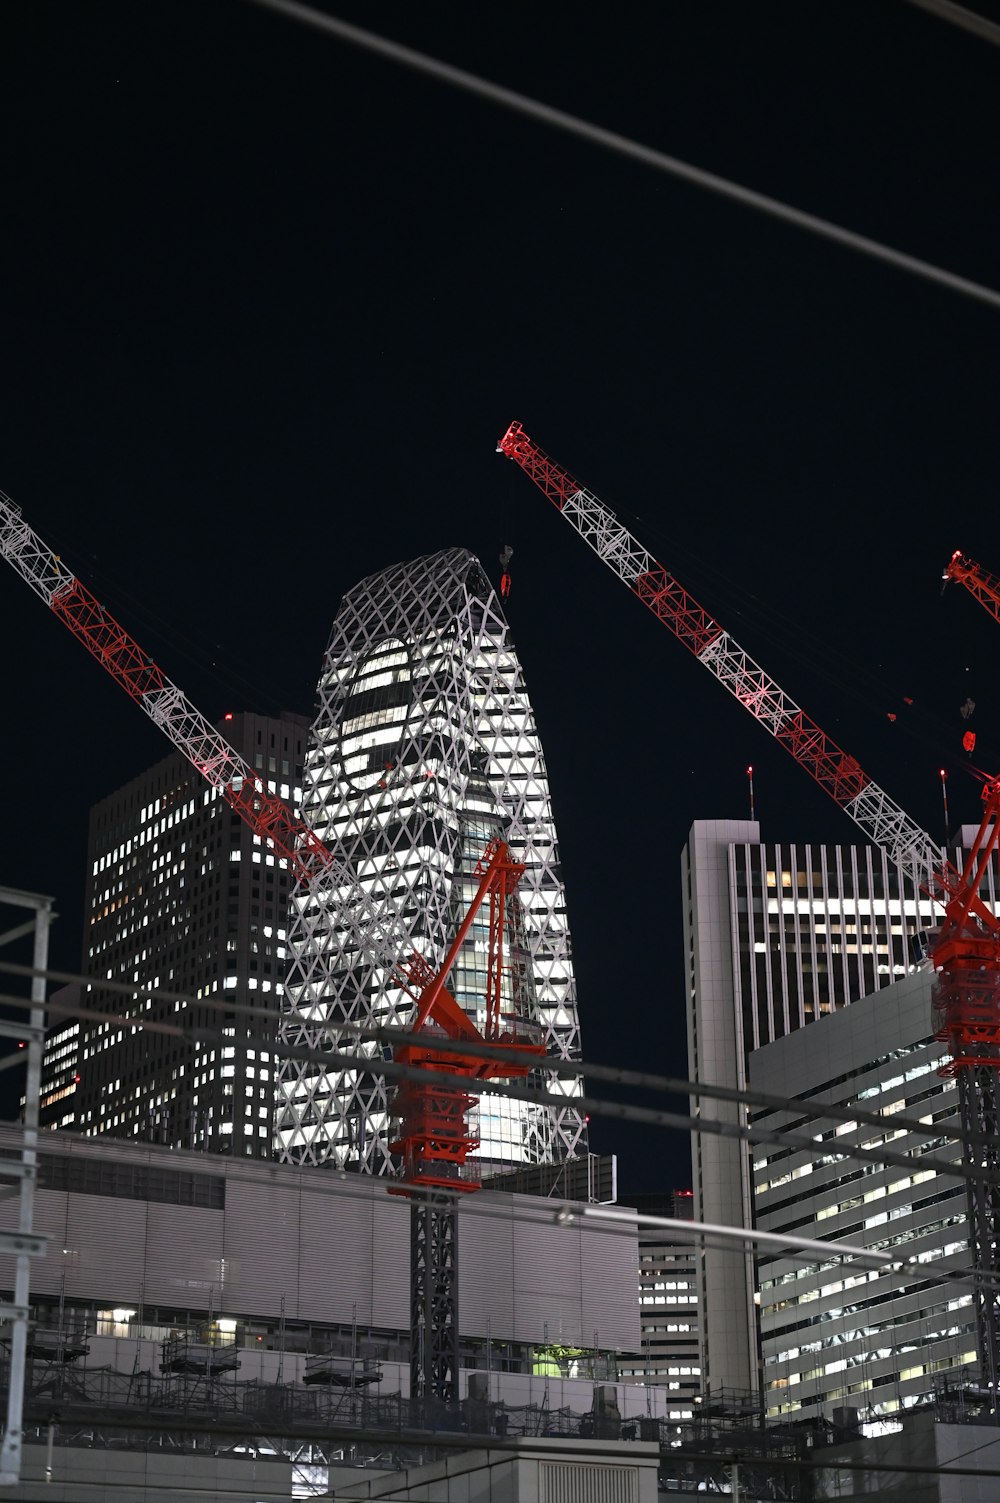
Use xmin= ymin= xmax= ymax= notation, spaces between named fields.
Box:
xmin=499 ymin=421 xmax=1000 ymax=1399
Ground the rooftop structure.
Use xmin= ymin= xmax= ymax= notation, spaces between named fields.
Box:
xmin=0 ymin=1127 xmax=656 ymax=1492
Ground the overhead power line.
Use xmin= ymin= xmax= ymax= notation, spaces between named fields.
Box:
xmin=903 ymin=0 xmax=1000 ymax=45
xmin=242 ymin=0 xmax=1000 ymax=313
xmin=0 ymin=957 xmax=989 ymax=1194
xmin=0 ymin=953 xmax=961 ymax=1145
xmin=0 ymin=1116 xmax=991 ymax=1301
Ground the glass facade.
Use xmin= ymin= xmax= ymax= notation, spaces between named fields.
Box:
xmin=55 ymin=712 xmax=308 ymax=1159
xmin=276 ymin=548 xmax=585 ymax=1175
xmin=683 ymin=819 xmax=994 ymax=1401
xmin=751 ymin=970 xmax=974 ymax=1424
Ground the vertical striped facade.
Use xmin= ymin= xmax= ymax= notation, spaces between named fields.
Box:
xmin=683 ymin=819 xmax=993 ymax=1400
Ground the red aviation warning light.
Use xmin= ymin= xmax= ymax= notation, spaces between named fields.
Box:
xmin=944 ymin=550 xmax=1000 ymax=627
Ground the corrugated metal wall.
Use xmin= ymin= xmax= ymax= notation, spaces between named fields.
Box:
xmin=223 ymin=1178 xmax=301 ymax=1317
xmin=0 ymin=1134 xmax=638 ymax=1347
xmin=540 ymin=1460 xmax=640 ymax=1503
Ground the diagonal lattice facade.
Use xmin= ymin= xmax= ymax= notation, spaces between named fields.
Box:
xmin=275 ymin=548 xmax=585 ymax=1175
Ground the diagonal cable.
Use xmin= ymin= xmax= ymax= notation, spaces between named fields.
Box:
xmin=241 ymin=0 xmax=1000 ymax=312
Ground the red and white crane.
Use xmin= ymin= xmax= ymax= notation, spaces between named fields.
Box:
xmin=944 ymin=549 xmax=1000 ymax=628
xmin=499 ymin=420 xmax=1000 ymax=1398
xmin=0 ymin=487 xmax=543 ymax=1404
xmin=498 ymin=420 xmax=938 ymax=890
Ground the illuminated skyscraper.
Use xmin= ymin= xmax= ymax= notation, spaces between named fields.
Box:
xmin=276 ymin=548 xmax=585 ymax=1176
xmin=683 ymin=818 xmax=991 ymax=1400
xmin=60 ymin=712 xmax=308 ymax=1157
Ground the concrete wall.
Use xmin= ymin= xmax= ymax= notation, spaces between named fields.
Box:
xmin=335 ymin=1438 xmax=661 ymax=1501
xmin=13 ymin=1447 xmax=293 ymax=1503
xmin=682 ymin=819 xmax=759 ymax=1396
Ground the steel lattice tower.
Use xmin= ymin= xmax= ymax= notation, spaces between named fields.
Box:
xmin=276 ymin=548 xmax=585 ymax=1174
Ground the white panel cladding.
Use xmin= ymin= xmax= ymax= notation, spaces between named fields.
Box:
xmin=580 ymin=1218 xmax=642 ymax=1354
xmin=298 ymin=1180 xmax=376 ymax=1325
xmin=458 ymin=1193 xmax=640 ymax=1351
xmin=370 ymin=1194 xmax=411 ymax=1330
xmin=513 ymin=1210 xmax=583 ymax=1347
xmin=141 ymin=1202 xmax=223 ymax=1308
xmin=0 ymin=1191 xmax=68 ymax=1301
xmin=456 ymin=1194 xmax=515 ymax=1337
xmin=0 ymin=1133 xmax=638 ymax=1350
xmin=63 ymin=1195 xmax=149 ymax=1305
xmin=223 ymin=1179 xmax=302 ymax=1320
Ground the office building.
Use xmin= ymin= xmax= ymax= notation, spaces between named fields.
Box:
xmin=54 ymin=711 xmax=308 ymax=1158
xmin=38 ymin=986 xmax=80 ymax=1131
xmin=682 ymin=818 xmax=989 ymax=1397
xmin=277 ymin=548 xmax=585 ymax=1176
xmin=751 ymin=967 xmax=973 ymax=1425
xmin=618 ymin=1190 xmax=701 ymax=1421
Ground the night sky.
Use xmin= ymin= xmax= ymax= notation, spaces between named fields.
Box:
xmin=3 ymin=1 xmax=1000 ymax=1190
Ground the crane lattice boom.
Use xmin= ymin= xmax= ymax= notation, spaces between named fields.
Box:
xmin=498 ymin=421 xmax=938 ymax=894
xmin=499 ymin=422 xmax=1000 ymax=1401
xmin=0 ymin=488 xmax=451 ymax=1019
xmin=0 ymin=483 xmax=552 ymax=1411
xmin=944 ymin=550 xmax=1000 ymax=627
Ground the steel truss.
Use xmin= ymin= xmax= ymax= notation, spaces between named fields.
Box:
xmin=945 ymin=549 xmax=1000 ymax=628
xmin=409 ymin=1195 xmax=460 ymax=1405
xmin=0 ymin=886 xmax=50 ymax=1486
xmin=497 ymin=423 xmax=938 ymax=897
xmin=0 ymin=494 xmax=585 ymax=1181
xmin=277 ymin=547 xmax=586 ymax=1173
xmin=498 ymin=421 xmax=1000 ymax=1401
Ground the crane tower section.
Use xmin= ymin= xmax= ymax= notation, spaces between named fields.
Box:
xmin=498 ymin=422 xmax=938 ymax=895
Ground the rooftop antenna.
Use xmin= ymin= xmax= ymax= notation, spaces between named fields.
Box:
xmin=747 ymin=765 xmax=756 ymax=822
xmin=940 ymin=768 xmax=950 ymax=846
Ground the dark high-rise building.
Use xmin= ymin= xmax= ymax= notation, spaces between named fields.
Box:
xmin=618 ymin=1190 xmax=701 ymax=1422
xmin=38 ymin=987 xmax=80 ymax=1131
xmin=47 ymin=712 xmax=308 ymax=1158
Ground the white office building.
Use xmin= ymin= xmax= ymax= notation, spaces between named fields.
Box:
xmin=751 ymin=967 xmax=973 ymax=1425
xmin=682 ymin=818 xmax=989 ymax=1397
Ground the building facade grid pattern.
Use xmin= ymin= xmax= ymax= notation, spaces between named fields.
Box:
xmin=683 ymin=818 xmax=994 ymax=1401
xmin=750 ymin=970 xmax=974 ymax=1425
xmin=277 ymin=548 xmax=585 ymax=1175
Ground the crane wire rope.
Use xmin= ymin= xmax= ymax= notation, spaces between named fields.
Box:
xmin=240 ymin=0 xmax=1000 ymax=315
xmin=0 ymin=956 xmax=966 ymax=1148
xmin=2 ymin=956 xmax=995 ymax=1206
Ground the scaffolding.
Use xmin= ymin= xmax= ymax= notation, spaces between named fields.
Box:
xmin=0 ymin=885 xmax=51 ymax=1486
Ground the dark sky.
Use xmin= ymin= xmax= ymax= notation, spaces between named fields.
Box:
xmin=3 ymin=0 xmax=1000 ymax=1189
